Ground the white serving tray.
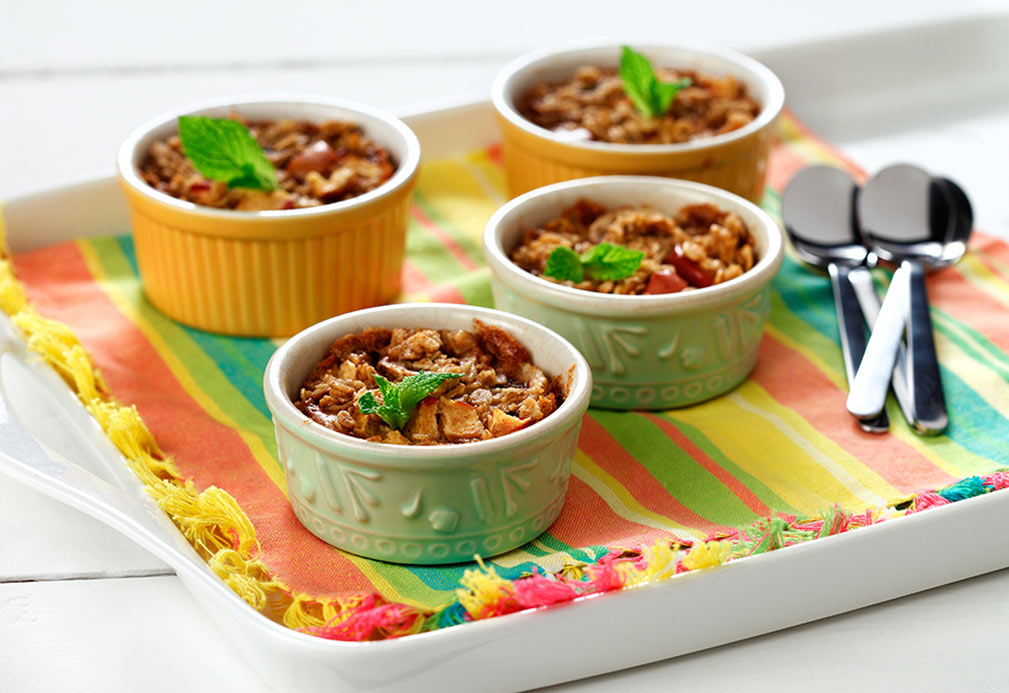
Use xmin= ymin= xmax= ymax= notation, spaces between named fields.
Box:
xmin=2 ymin=17 xmax=1009 ymax=693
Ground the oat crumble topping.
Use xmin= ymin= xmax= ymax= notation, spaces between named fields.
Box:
xmin=139 ymin=116 xmax=396 ymax=210
xmin=519 ymin=66 xmax=760 ymax=145
xmin=295 ymin=321 xmax=566 ymax=445
xmin=509 ymin=199 xmax=757 ymax=294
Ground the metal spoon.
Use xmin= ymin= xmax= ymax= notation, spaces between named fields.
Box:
xmin=849 ymin=175 xmax=972 ymax=434
xmin=782 ymin=166 xmax=889 ymax=432
xmin=849 ymin=164 xmax=965 ymax=432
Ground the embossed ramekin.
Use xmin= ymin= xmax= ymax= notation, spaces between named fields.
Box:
xmin=263 ymin=303 xmax=591 ymax=565
xmin=117 ymin=96 xmax=420 ymax=337
xmin=483 ymin=176 xmax=783 ymax=410
xmin=491 ymin=42 xmax=784 ymax=203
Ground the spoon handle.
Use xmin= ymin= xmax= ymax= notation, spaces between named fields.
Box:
xmin=847 ymin=263 xmax=911 ymax=418
xmin=907 ymin=262 xmax=949 ymax=434
xmin=848 ymin=267 xmax=915 ymax=427
xmin=829 ymin=264 xmax=888 ymax=432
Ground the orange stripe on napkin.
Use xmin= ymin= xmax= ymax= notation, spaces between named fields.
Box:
xmin=11 ymin=241 xmax=375 ymax=597
xmin=752 ymin=334 xmax=957 ymax=494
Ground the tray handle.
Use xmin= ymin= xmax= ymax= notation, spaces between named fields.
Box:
xmin=0 ymin=338 xmax=241 ymax=610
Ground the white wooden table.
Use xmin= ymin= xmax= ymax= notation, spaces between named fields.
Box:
xmin=3 ymin=2 xmax=1008 ymax=690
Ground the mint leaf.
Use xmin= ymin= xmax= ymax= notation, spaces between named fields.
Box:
xmin=580 ymin=242 xmax=645 ymax=281
xmin=619 ymin=46 xmax=692 ymax=119
xmin=543 ymin=242 xmax=643 ymax=284
xmin=653 ymin=77 xmax=692 ymax=116
xmin=372 ymin=373 xmax=397 ymax=401
xmin=543 ymin=246 xmax=584 ymax=283
xmin=398 ymin=372 xmax=462 ymax=416
xmin=358 ymin=391 xmax=382 ymax=415
xmin=620 ymin=46 xmax=661 ymax=118
xmin=177 ymin=116 xmax=279 ymax=191
xmin=358 ymin=371 xmax=463 ymax=430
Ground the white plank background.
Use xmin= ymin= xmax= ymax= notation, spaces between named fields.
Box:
xmin=2 ymin=1 xmax=1009 ymax=691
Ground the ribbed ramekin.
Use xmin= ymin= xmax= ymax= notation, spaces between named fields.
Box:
xmin=263 ymin=303 xmax=592 ymax=564
xmin=491 ymin=42 xmax=784 ymax=203
xmin=483 ymin=176 xmax=784 ymax=410
xmin=117 ymin=96 xmax=421 ymax=337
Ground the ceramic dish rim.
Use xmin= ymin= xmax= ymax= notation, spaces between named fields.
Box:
xmin=483 ymin=175 xmax=784 ymax=314
xmin=490 ymin=39 xmax=786 ymax=155
xmin=116 ymin=93 xmax=421 ymax=221
xmin=263 ymin=303 xmax=592 ymax=464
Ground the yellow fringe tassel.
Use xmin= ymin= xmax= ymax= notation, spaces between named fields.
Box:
xmin=0 ymin=221 xmax=346 ymax=630
xmin=456 ymin=556 xmax=515 ymax=619
xmin=208 ymin=549 xmax=284 ymax=612
xmin=89 ymin=401 xmax=181 ymax=483
xmin=681 ymin=540 xmax=730 ymax=571
xmin=282 ymin=593 xmax=367 ymax=631
xmin=617 ymin=540 xmax=680 ymax=587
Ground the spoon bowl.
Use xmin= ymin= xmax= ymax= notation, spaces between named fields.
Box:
xmin=783 ymin=166 xmax=869 ymax=268
xmin=857 ymin=164 xmax=955 ymax=264
xmin=936 ymin=176 xmax=973 ymax=264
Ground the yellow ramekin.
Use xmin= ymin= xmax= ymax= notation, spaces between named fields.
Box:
xmin=491 ymin=43 xmax=784 ymax=204
xmin=117 ymin=96 xmax=421 ymax=337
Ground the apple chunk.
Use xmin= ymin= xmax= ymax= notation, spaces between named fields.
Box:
xmin=488 ymin=408 xmax=531 ymax=437
xmin=439 ymin=398 xmax=486 ymax=443
xmin=403 ymin=397 xmax=440 ymax=443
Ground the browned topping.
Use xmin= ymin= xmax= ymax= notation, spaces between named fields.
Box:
xmin=295 ymin=321 xmax=565 ymax=445
xmin=509 ymin=199 xmax=757 ymax=294
xmin=472 ymin=319 xmax=530 ymax=377
xmin=139 ymin=116 xmax=396 ymax=210
xmin=519 ymin=66 xmax=760 ymax=145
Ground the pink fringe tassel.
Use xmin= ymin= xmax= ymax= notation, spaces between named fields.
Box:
xmin=513 ymin=572 xmax=581 ymax=609
xmin=308 ymin=594 xmax=423 ymax=641
xmin=583 ymin=550 xmax=628 ymax=593
xmin=985 ymin=472 xmax=1009 ymax=490
xmin=912 ymin=491 xmax=951 ymax=512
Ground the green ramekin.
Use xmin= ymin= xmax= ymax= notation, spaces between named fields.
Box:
xmin=483 ymin=176 xmax=784 ymax=410
xmin=263 ymin=303 xmax=592 ymax=564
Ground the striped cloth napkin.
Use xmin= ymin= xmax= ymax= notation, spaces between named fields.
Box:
xmin=3 ymin=112 xmax=1007 ymax=638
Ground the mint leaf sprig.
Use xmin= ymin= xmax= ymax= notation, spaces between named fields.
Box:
xmin=543 ymin=242 xmax=645 ymax=283
xmin=358 ymin=371 xmax=463 ymax=430
xmin=177 ymin=116 xmax=279 ymax=191
xmin=619 ymin=46 xmax=692 ymax=119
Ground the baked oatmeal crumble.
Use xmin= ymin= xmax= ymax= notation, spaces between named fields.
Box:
xmin=296 ymin=321 xmax=566 ymax=445
xmin=139 ymin=116 xmax=396 ymax=210
xmin=510 ymin=199 xmax=756 ymax=294
xmin=520 ymin=66 xmax=760 ymax=145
